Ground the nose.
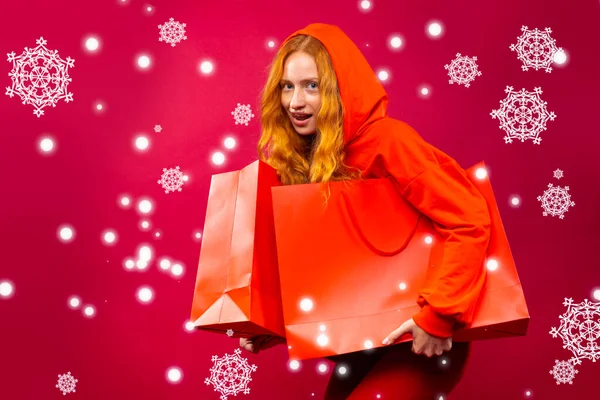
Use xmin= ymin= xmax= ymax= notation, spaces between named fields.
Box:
xmin=290 ymin=89 xmax=306 ymax=110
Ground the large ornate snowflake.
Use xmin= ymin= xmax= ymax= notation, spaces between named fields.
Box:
xmin=6 ymin=37 xmax=74 ymax=117
xmin=205 ymin=348 xmax=257 ymax=400
xmin=231 ymin=103 xmax=255 ymax=126
xmin=56 ymin=371 xmax=78 ymax=395
xmin=444 ymin=53 xmax=482 ymax=88
xmin=549 ymin=298 xmax=600 ymax=384
xmin=157 ymin=166 xmax=184 ymax=193
xmin=490 ymin=86 xmax=556 ymax=144
xmin=537 ymin=183 xmax=574 ymax=219
xmin=510 ymin=26 xmax=561 ymax=73
xmin=158 ymin=17 xmax=187 ymax=47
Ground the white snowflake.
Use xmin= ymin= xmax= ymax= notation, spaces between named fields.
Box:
xmin=553 ymin=168 xmax=564 ymax=180
xmin=444 ymin=53 xmax=482 ymax=88
xmin=231 ymin=103 xmax=255 ymax=126
xmin=205 ymin=348 xmax=257 ymax=400
xmin=56 ymin=371 xmax=78 ymax=395
xmin=154 ymin=124 xmax=162 ymax=133
xmin=549 ymin=298 xmax=600 ymax=384
xmin=537 ymin=183 xmax=574 ymax=219
xmin=6 ymin=37 xmax=74 ymax=117
xmin=490 ymin=86 xmax=556 ymax=144
xmin=550 ymin=298 xmax=600 ymax=361
xmin=158 ymin=17 xmax=187 ymax=47
xmin=158 ymin=166 xmax=184 ymax=193
xmin=549 ymin=359 xmax=578 ymax=385
xmin=510 ymin=26 xmax=561 ymax=73
xmin=226 ymin=329 xmax=234 ymax=337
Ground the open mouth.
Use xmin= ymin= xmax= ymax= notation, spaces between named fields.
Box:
xmin=293 ymin=114 xmax=312 ymax=121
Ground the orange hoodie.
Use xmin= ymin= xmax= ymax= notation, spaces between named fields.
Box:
xmin=281 ymin=23 xmax=492 ymax=339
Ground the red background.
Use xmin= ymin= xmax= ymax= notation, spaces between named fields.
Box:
xmin=1 ymin=0 xmax=599 ymax=399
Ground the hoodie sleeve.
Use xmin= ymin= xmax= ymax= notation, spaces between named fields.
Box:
xmin=379 ymin=122 xmax=492 ymax=338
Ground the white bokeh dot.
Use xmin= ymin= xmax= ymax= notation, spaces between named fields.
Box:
xmin=418 ymin=85 xmax=431 ymax=98
xmin=58 ymin=225 xmax=76 ymax=243
xmin=83 ymin=305 xmax=96 ymax=317
xmin=486 ymin=258 xmax=499 ymax=271
xmin=137 ymin=199 xmax=154 ymax=215
xmin=592 ymin=289 xmax=600 ymax=301
xmin=139 ymin=245 xmax=153 ymax=262
xmin=102 ymin=229 xmax=118 ymax=245
xmin=317 ymin=333 xmax=329 ymax=347
xmin=171 ymin=263 xmax=184 ymax=277
xmin=159 ymin=258 xmax=171 ymax=271
xmin=289 ymin=360 xmax=300 ymax=371
xmin=427 ymin=21 xmax=444 ymax=38
xmin=119 ymin=195 xmax=131 ymax=208
xmin=85 ymin=36 xmax=100 ymax=52
xmin=377 ymin=69 xmax=390 ymax=82
xmin=166 ymin=367 xmax=183 ymax=384
xmin=68 ymin=295 xmax=82 ymax=309
xmin=398 ymin=282 xmax=407 ymax=290
xmin=212 ymin=151 xmax=225 ymax=166
xmin=184 ymin=321 xmax=195 ymax=332
xmin=124 ymin=259 xmax=135 ymax=270
xmin=135 ymin=135 xmax=150 ymax=151
xmin=317 ymin=363 xmax=328 ymax=373
xmin=137 ymin=286 xmax=154 ymax=303
xmin=137 ymin=54 xmax=151 ymax=69
xmin=199 ymin=60 xmax=214 ymax=75
xmin=475 ymin=167 xmax=488 ymax=180
xmin=300 ymin=298 xmax=314 ymax=312
xmin=553 ymin=49 xmax=568 ymax=65
xmin=39 ymin=136 xmax=55 ymax=154
xmin=224 ymin=137 xmax=237 ymax=149
xmin=359 ymin=0 xmax=372 ymax=12
xmin=0 ymin=281 xmax=15 ymax=298
xmin=388 ymin=34 xmax=404 ymax=51
xmin=510 ymin=196 xmax=521 ymax=207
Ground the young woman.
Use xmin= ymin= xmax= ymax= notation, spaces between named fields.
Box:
xmin=241 ymin=23 xmax=491 ymax=399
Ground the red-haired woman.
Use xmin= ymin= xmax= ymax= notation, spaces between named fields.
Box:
xmin=240 ymin=23 xmax=491 ymax=399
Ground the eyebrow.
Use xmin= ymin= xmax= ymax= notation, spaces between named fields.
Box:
xmin=280 ymin=78 xmax=319 ymax=83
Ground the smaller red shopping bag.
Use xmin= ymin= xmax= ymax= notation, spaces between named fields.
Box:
xmin=271 ymin=162 xmax=530 ymax=361
xmin=190 ymin=160 xmax=286 ymax=339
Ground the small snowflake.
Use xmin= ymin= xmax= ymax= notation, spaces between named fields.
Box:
xmin=205 ymin=348 xmax=257 ymax=400
xmin=510 ymin=26 xmax=561 ymax=73
xmin=231 ymin=103 xmax=255 ymax=126
xmin=154 ymin=124 xmax=162 ymax=133
xmin=490 ymin=86 xmax=556 ymax=145
xmin=553 ymin=168 xmax=564 ymax=180
xmin=158 ymin=166 xmax=184 ymax=193
xmin=158 ymin=17 xmax=187 ymax=47
xmin=226 ymin=329 xmax=234 ymax=337
xmin=444 ymin=53 xmax=482 ymax=88
xmin=56 ymin=371 xmax=78 ymax=395
xmin=550 ymin=359 xmax=578 ymax=385
xmin=6 ymin=37 xmax=74 ymax=117
xmin=537 ymin=183 xmax=574 ymax=219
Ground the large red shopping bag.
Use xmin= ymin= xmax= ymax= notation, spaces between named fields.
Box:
xmin=271 ymin=162 xmax=529 ymax=361
xmin=190 ymin=160 xmax=286 ymax=339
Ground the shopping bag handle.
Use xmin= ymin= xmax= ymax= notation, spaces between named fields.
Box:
xmin=340 ymin=191 xmax=421 ymax=257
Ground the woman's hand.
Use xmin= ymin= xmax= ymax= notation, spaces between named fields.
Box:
xmin=239 ymin=335 xmax=286 ymax=354
xmin=381 ymin=318 xmax=452 ymax=357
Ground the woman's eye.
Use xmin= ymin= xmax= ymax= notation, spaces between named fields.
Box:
xmin=309 ymin=82 xmax=318 ymax=89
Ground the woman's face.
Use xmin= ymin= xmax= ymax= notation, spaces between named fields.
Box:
xmin=280 ymin=51 xmax=322 ymax=136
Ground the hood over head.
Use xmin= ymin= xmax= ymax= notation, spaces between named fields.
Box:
xmin=280 ymin=23 xmax=389 ymax=146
